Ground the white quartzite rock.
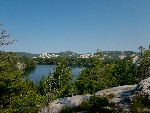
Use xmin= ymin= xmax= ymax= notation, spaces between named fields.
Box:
xmin=39 ymin=77 xmax=150 ymax=113
xmin=39 ymin=94 xmax=90 ymax=113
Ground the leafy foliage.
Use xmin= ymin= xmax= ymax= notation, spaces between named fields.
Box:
xmin=137 ymin=47 xmax=150 ymax=79
xmin=75 ymin=51 xmax=107 ymax=94
xmin=112 ymin=57 xmax=139 ymax=86
xmin=75 ymin=50 xmax=139 ymax=94
xmin=0 ymin=52 xmax=45 ymax=112
xmin=131 ymin=93 xmax=150 ymax=112
xmin=36 ymin=58 xmax=75 ymax=101
xmin=0 ymin=23 xmax=47 ymax=112
xmin=88 ymin=96 xmax=111 ymax=112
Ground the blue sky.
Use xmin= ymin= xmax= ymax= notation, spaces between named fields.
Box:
xmin=0 ymin=0 xmax=150 ymax=54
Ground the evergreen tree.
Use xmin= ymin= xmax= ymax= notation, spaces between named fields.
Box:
xmin=137 ymin=47 xmax=150 ymax=79
xmin=52 ymin=58 xmax=74 ymax=98
xmin=0 ymin=23 xmax=46 ymax=112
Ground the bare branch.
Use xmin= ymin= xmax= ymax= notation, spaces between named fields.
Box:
xmin=0 ymin=22 xmax=17 ymax=46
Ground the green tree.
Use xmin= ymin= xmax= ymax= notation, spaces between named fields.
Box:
xmin=138 ymin=46 xmax=145 ymax=58
xmin=0 ymin=23 xmax=45 ymax=112
xmin=137 ymin=47 xmax=150 ymax=79
xmin=112 ymin=56 xmax=139 ymax=86
xmin=75 ymin=50 xmax=108 ymax=94
xmin=37 ymin=58 xmax=75 ymax=100
xmin=52 ymin=58 xmax=74 ymax=98
xmin=0 ymin=57 xmax=46 ymax=112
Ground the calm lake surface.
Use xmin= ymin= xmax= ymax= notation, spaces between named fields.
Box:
xmin=29 ymin=65 xmax=83 ymax=82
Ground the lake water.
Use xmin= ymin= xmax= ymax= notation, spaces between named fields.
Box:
xmin=29 ymin=65 xmax=83 ymax=82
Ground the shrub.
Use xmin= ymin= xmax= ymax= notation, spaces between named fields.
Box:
xmin=106 ymin=93 xmax=115 ymax=99
xmin=130 ymin=93 xmax=150 ymax=112
xmin=60 ymin=96 xmax=114 ymax=113
xmin=88 ymin=95 xmax=110 ymax=112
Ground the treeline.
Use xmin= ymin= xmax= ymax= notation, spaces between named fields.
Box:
xmin=33 ymin=57 xmax=93 ymax=67
xmin=14 ymin=51 xmax=136 ymax=59
xmin=33 ymin=56 xmax=118 ymax=68
xmin=37 ymin=48 xmax=150 ymax=98
xmin=0 ymin=51 xmax=37 ymax=68
xmin=32 ymin=51 xmax=136 ymax=66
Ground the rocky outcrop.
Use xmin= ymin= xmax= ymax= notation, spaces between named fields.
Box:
xmin=95 ymin=85 xmax=136 ymax=103
xmin=115 ymin=77 xmax=150 ymax=112
xmin=95 ymin=85 xmax=136 ymax=113
xmin=17 ymin=62 xmax=26 ymax=69
xmin=132 ymin=77 xmax=150 ymax=95
xmin=38 ymin=86 xmax=136 ymax=113
xmin=38 ymin=95 xmax=91 ymax=113
xmin=39 ymin=77 xmax=150 ymax=113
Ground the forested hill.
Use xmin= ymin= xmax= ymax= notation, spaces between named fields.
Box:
xmin=0 ymin=51 xmax=37 ymax=68
xmin=13 ymin=52 xmax=40 ymax=58
xmin=14 ymin=51 xmax=137 ymax=59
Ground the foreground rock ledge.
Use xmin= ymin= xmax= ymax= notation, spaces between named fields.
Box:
xmin=39 ymin=77 xmax=150 ymax=113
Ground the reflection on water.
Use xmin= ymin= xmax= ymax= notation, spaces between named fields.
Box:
xmin=28 ymin=65 xmax=83 ymax=82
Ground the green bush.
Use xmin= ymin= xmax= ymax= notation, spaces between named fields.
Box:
xmin=60 ymin=96 xmax=114 ymax=113
xmin=106 ymin=93 xmax=115 ymax=99
xmin=88 ymin=96 xmax=110 ymax=112
xmin=61 ymin=106 xmax=74 ymax=113
xmin=0 ymin=53 xmax=46 ymax=112
xmin=130 ymin=93 xmax=150 ymax=112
